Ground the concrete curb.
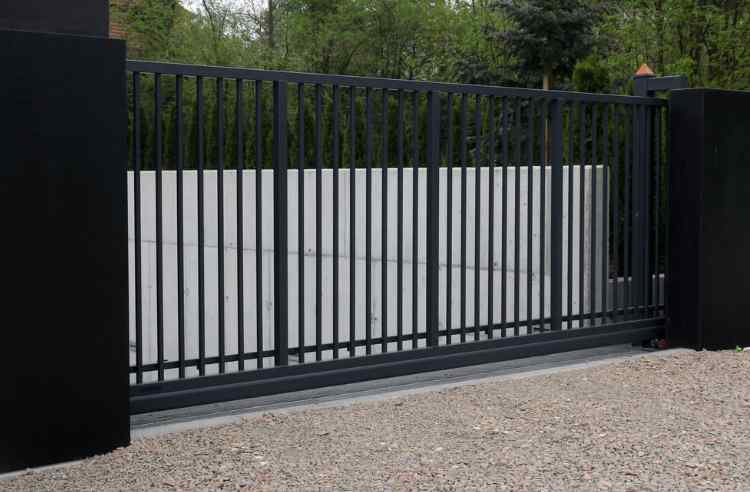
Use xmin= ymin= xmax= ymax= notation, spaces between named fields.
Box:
xmin=0 ymin=459 xmax=86 ymax=482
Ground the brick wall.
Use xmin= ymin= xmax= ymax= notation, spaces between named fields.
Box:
xmin=110 ymin=0 xmax=133 ymax=39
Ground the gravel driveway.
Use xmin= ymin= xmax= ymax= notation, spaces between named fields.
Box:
xmin=4 ymin=350 xmax=750 ymax=491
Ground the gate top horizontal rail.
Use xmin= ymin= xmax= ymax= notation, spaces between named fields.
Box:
xmin=127 ymin=60 xmax=666 ymax=107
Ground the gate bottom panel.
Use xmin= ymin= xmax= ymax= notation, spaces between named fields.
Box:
xmin=130 ymin=317 xmax=664 ymax=414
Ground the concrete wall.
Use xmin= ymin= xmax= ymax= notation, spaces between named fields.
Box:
xmin=128 ymin=166 xmax=606 ymax=382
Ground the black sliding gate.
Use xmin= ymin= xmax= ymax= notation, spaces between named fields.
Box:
xmin=127 ymin=60 xmax=667 ymax=413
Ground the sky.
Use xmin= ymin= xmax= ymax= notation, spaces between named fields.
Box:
xmin=182 ymin=0 xmax=265 ymax=13
xmin=182 ymin=0 xmax=200 ymax=11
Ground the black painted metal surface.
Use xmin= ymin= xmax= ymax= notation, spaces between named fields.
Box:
xmin=0 ymin=30 xmax=128 ymax=472
xmin=131 ymin=319 xmax=664 ymax=413
xmin=668 ymin=89 xmax=750 ymax=350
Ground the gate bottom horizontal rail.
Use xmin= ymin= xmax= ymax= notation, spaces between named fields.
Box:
xmin=129 ymin=307 xmax=666 ymax=375
xmin=130 ymin=318 xmax=664 ymax=414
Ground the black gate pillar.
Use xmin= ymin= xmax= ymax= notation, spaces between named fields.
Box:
xmin=0 ymin=1 xmax=129 ymax=473
xmin=668 ymin=89 xmax=750 ymax=350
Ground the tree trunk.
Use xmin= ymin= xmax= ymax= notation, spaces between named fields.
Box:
xmin=656 ymin=0 xmax=664 ymax=72
xmin=268 ymin=0 xmax=275 ymax=50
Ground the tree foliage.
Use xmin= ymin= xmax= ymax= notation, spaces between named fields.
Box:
xmin=572 ymin=55 xmax=611 ymax=93
xmin=126 ymin=0 xmax=181 ymax=57
xmin=117 ymin=0 xmax=750 ymax=92
xmin=599 ymin=0 xmax=750 ymax=90
xmin=490 ymin=0 xmax=602 ymax=88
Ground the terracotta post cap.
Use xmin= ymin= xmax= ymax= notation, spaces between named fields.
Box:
xmin=635 ymin=64 xmax=655 ymax=77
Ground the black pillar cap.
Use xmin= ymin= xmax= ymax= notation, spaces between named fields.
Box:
xmin=0 ymin=0 xmax=109 ymax=38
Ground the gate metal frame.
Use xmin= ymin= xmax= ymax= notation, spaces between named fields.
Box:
xmin=126 ymin=60 xmax=668 ymax=414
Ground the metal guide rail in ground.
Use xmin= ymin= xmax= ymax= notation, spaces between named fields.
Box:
xmin=126 ymin=60 xmax=668 ymax=413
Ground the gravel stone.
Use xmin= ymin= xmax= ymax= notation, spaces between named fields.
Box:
xmin=3 ymin=350 xmax=750 ymax=491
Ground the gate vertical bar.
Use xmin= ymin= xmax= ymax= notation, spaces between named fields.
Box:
xmin=235 ymin=78 xmax=245 ymax=371
xmin=487 ymin=96 xmax=495 ymax=338
xmin=460 ymin=94 xmax=468 ymax=343
xmin=315 ymin=84 xmax=323 ymax=361
xmin=197 ymin=76 xmax=206 ymax=375
xmin=255 ymin=80 xmax=265 ymax=368
xmin=645 ymin=106 xmax=653 ymax=315
xmin=601 ymin=105 xmax=609 ymax=322
xmin=273 ymin=81 xmax=289 ymax=366
xmin=175 ymin=74 xmax=186 ymax=378
xmin=501 ymin=97 xmax=509 ymax=337
xmin=538 ymin=100 xmax=547 ymax=331
xmin=397 ymin=90 xmax=404 ymax=350
xmin=445 ymin=93 xmax=453 ymax=344
xmin=296 ymin=83 xmax=305 ymax=363
xmin=332 ymin=85 xmax=340 ymax=358
xmin=474 ymin=95 xmax=482 ymax=341
xmin=590 ymin=105 xmax=598 ymax=326
xmin=631 ymin=106 xmax=645 ymax=313
xmin=624 ymin=107 xmax=632 ymax=316
xmin=132 ymin=72 xmax=143 ymax=383
xmin=365 ymin=87 xmax=373 ymax=354
xmin=349 ymin=86 xmax=356 ymax=357
xmin=550 ymin=99 xmax=563 ymax=332
xmin=526 ymin=100 xmax=534 ymax=334
xmin=412 ymin=91 xmax=419 ymax=348
xmin=612 ymin=106 xmax=620 ymax=321
xmin=513 ymin=99 xmax=521 ymax=336
xmin=663 ymin=104 xmax=670 ymax=321
xmin=217 ymin=77 xmax=226 ymax=374
xmin=566 ymin=102 xmax=574 ymax=330
xmin=426 ymin=91 xmax=440 ymax=347
xmin=654 ymin=108 xmax=661 ymax=312
xmin=381 ymin=88 xmax=389 ymax=353
xmin=154 ymin=73 xmax=164 ymax=381
xmin=578 ymin=103 xmax=586 ymax=326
